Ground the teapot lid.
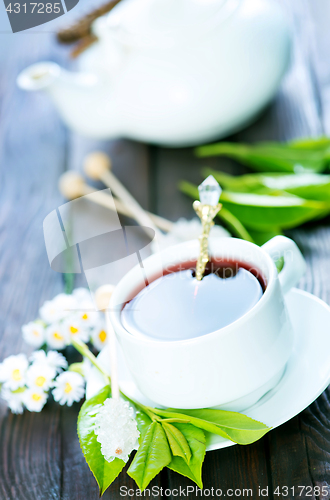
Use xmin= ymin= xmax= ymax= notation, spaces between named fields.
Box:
xmin=93 ymin=0 xmax=239 ymax=48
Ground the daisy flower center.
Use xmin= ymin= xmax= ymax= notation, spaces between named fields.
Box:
xmin=99 ymin=330 xmax=107 ymax=343
xmin=53 ymin=332 xmax=63 ymax=341
xmin=32 ymin=393 xmax=42 ymax=402
xmin=64 ymin=382 xmax=73 ymax=394
xmin=70 ymin=326 xmax=79 ymax=334
xmin=35 ymin=376 xmax=46 ymax=387
xmin=33 ymin=330 xmax=40 ymax=337
xmin=12 ymin=369 xmax=22 ymax=381
xmin=115 ymin=448 xmax=123 ymax=456
xmin=82 ymin=313 xmax=88 ymax=320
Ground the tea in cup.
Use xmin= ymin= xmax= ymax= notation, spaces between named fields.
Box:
xmin=121 ymin=259 xmax=265 ymax=341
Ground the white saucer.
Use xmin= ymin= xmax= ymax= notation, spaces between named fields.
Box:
xmin=86 ymin=288 xmax=330 ymax=452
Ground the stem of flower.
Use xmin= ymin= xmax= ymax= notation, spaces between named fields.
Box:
xmin=105 ymin=310 xmax=120 ymax=400
xmin=120 ymin=391 xmax=155 ymax=416
xmin=68 ymin=362 xmax=85 ymax=377
xmin=71 ymin=338 xmax=110 ymax=387
xmin=217 ymin=207 xmax=255 ymax=242
xmin=160 ymin=418 xmax=190 ymax=423
xmin=71 ymin=338 xmax=152 ymax=411
xmin=71 ymin=339 xmax=176 ymax=423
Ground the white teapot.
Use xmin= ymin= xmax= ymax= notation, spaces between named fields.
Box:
xmin=17 ymin=0 xmax=291 ymax=146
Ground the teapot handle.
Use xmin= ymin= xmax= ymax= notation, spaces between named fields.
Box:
xmin=262 ymin=235 xmax=306 ymax=295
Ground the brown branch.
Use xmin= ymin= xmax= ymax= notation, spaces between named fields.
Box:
xmin=57 ymin=0 xmax=122 ymax=44
xmin=70 ymin=34 xmax=98 ymax=58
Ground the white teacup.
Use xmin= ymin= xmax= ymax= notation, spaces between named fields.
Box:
xmin=109 ymin=236 xmax=306 ymax=410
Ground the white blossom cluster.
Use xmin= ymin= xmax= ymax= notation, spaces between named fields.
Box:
xmin=0 ymin=350 xmax=85 ymax=413
xmin=22 ymin=288 xmax=108 ymax=352
xmin=1 ymin=286 xmax=143 ymax=470
xmin=94 ymin=398 xmax=140 ymax=463
xmin=0 ymin=287 xmax=109 ymax=414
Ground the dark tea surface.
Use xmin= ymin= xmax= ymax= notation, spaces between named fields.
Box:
xmin=121 ymin=263 xmax=264 ymax=341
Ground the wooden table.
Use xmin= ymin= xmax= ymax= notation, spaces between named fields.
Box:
xmin=1 ymin=1 xmax=330 ymax=498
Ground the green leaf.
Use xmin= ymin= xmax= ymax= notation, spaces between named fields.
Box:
xmin=175 ymin=409 xmax=270 ymax=444
xmin=135 ymin=410 xmax=152 ymax=441
xmin=219 ymin=207 xmax=255 ymax=242
xmin=262 ymin=173 xmax=330 ymax=202
xmin=215 ymin=186 xmax=327 ymax=230
xmin=203 ymin=169 xmax=267 ymax=193
xmin=248 ymin=227 xmax=283 ymax=246
xmin=196 ymin=138 xmax=330 ymax=173
xmin=180 ymin=179 xmax=330 ymax=231
xmin=151 ymin=408 xmax=271 ymax=445
xmin=206 ymin=169 xmax=330 ymax=202
xmin=128 ymin=421 xmax=172 ymax=491
xmin=220 ymin=191 xmax=329 ymax=230
xmin=77 ymin=386 xmax=126 ymax=496
xmin=162 ymin=422 xmax=191 ymax=463
xmin=289 ymin=136 xmax=330 ymax=150
xmin=166 ymin=423 xmax=206 ymax=489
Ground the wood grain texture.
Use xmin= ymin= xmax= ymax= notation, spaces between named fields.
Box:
xmin=68 ymin=136 xmax=151 ymax=210
xmin=1 ymin=0 xmax=330 ymax=498
xmin=155 ymin=1 xmax=330 ymax=499
xmin=60 ymin=401 xmax=162 ymax=500
xmin=66 ymin=135 xmax=152 ymax=292
xmin=0 ymin=35 xmax=67 ymax=499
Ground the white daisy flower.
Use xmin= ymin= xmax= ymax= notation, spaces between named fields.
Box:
xmin=91 ymin=321 xmax=108 ymax=351
xmin=52 ymin=372 xmax=85 ymax=406
xmin=151 ymin=218 xmax=230 ymax=253
xmin=26 ymin=363 xmax=56 ymax=391
xmin=30 ymin=350 xmax=68 ymax=373
xmin=62 ymin=318 xmax=90 ymax=343
xmin=94 ymin=398 xmax=140 ymax=463
xmin=0 ymin=354 xmax=28 ymax=391
xmin=22 ymin=388 xmax=48 ymax=412
xmin=45 ymin=323 xmax=69 ymax=350
xmin=1 ymin=387 xmax=25 ymax=414
xmin=22 ymin=321 xmax=45 ymax=348
xmin=40 ymin=293 xmax=78 ymax=323
xmin=73 ymin=287 xmax=92 ymax=302
xmin=76 ymin=300 xmax=100 ymax=328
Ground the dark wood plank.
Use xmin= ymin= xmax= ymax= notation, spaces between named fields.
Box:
xmin=61 ymin=136 xmax=161 ymax=496
xmin=153 ymin=1 xmax=330 ymax=498
xmin=1 ymin=0 xmax=330 ymax=498
xmin=60 ymin=402 xmax=163 ymax=500
xmin=0 ymin=14 xmax=157 ymax=500
xmin=0 ymin=405 xmax=61 ymax=500
xmin=165 ymin=439 xmax=269 ymax=499
xmin=301 ymin=388 xmax=330 ymax=499
xmin=68 ymin=136 xmax=151 ymax=210
xmin=264 ymin=2 xmax=330 ymax=498
xmin=302 ymin=0 xmax=330 ymax=135
xmin=66 ymin=136 xmax=152 ymax=291
xmin=2 ymin=4 xmax=158 ymax=500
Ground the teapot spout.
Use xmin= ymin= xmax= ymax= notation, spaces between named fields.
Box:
xmin=17 ymin=62 xmax=118 ymax=139
xmin=17 ymin=62 xmax=62 ymax=91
